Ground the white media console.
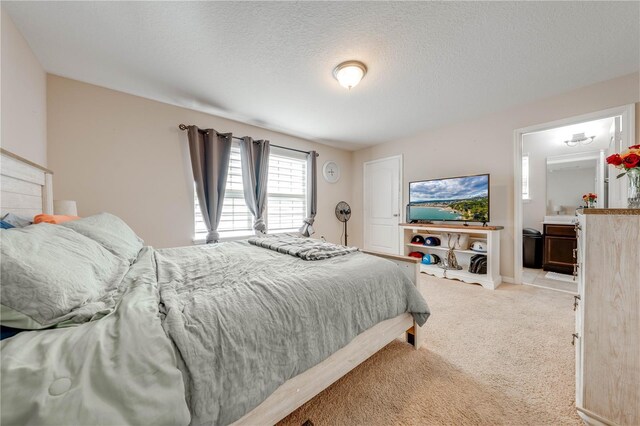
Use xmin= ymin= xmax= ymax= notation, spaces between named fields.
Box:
xmin=399 ymin=223 xmax=503 ymax=290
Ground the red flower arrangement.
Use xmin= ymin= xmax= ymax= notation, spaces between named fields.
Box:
xmin=607 ymin=144 xmax=640 ymax=175
xmin=608 ymin=145 xmax=640 ymax=208
xmin=582 ymin=193 xmax=597 ymax=206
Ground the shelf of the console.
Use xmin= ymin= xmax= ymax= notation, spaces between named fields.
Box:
xmin=409 ymin=231 xmax=487 ymax=240
xmin=400 ymin=223 xmax=503 ymax=231
xmin=420 ymin=263 xmax=485 ymax=278
xmin=420 ymin=263 xmax=498 ymax=289
xmin=406 ymin=243 xmax=486 ymax=255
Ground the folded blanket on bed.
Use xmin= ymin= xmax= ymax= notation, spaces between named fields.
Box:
xmin=248 ymin=235 xmax=358 ymax=260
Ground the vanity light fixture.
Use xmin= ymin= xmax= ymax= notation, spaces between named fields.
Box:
xmin=564 ymin=133 xmax=595 ymax=147
xmin=332 ymin=61 xmax=367 ymax=90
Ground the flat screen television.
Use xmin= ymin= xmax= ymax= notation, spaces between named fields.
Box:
xmin=408 ymin=174 xmax=490 ymax=223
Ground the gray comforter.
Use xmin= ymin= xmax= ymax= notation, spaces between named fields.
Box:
xmin=0 ymin=248 xmax=191 ymax=426
xmin=156 ymin=241 xmax=429 ymax=426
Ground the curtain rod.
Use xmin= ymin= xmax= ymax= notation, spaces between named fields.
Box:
xmin=178 ymin=124 xmax=318 ymax=157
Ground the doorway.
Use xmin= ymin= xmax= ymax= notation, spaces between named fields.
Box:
xmin=514 ymin=104 xmax=636 ymax=290
xmin=363 ymin=155 xmax=402 ymax=254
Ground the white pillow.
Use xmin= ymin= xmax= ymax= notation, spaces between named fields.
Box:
xmin=61 ymin=213 xmax=144 ymax=264
xmin=0 ymin=224 xmax=129 ymax=329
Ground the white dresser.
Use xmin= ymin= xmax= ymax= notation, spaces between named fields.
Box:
xmin=574 ymin=209 xmax=639 ymax=426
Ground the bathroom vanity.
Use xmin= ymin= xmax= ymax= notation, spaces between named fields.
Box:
xmin=542 ymin=216 xmax=578 ymax=275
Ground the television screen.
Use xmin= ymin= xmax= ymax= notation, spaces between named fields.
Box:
xmin=409 ymin=174 xmax=490 ymax=222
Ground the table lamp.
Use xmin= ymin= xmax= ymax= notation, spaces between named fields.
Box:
xmin=53 ymin=200 xmax=78 ymax=216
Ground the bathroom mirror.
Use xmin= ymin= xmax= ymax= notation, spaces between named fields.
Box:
xmin=546 ymin=151 xmax=608 ymax=215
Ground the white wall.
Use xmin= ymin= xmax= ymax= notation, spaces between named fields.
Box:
xmin=350 ymin=73 xmax=640 ymax=281
xmin=47 ymin=75 xmax=353 ymax=248
xmin=1 ymin=8 xmax=47 ymax=166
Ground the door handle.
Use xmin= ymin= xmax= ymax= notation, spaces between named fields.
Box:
xmin=393 ymin=214 xmax=399 ymax=217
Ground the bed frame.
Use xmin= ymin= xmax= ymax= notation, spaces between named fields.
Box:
xmin=0 ymin=148 xmax=54 ymax=217
xmin=233 ymin=251 xmax=425 ymax=425
xmin=0 ymin=149 xmax=425 ymax=426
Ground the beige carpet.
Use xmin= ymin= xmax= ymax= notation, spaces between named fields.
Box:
xmin=280 ymin=275 xmax=581 ymax=426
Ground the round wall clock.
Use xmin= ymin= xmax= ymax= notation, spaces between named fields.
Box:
xmin=322 ymin=161 xmax=341 ymax=183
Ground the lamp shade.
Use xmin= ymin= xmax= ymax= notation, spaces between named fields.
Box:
xmin=53 ymin=200 xmax=78 ymax=216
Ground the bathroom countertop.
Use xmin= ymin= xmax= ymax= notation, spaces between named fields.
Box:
xmin=542 ymin=215 xmax=578 ymax=225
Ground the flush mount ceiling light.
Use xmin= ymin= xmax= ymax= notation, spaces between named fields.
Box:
xmin=564 ymin=132 xmax=595 ymax=147
xmin=332 ymin=60 xmax=367 ymax=90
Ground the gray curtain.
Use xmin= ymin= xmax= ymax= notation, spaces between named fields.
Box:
xmin=240 ymin=137 xmax=270 ymax=234
xmin=187 ymin=125 xmax=232 ymax=243
xmin=299 ymin=151 xmax=317 ymax=237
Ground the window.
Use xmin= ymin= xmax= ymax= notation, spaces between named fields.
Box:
xmin=267 ymin=150 xmax=307 ymax=232
xmin=195 ymin=143 xmax=253 ymax=240
xmin=194 ymin=144 xmax=307 ymax=240
xmin=522 ymin=154 xmax=530 ymax=200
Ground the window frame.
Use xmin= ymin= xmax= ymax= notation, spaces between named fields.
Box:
xmin=193 ymin=144 xmax=308 ymax=243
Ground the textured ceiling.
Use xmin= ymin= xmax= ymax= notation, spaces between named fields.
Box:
xmin=4 ymin=2 xmax=639 ymax=149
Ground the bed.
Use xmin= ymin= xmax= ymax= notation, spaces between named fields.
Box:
xmin=0 ymin=149 xmax=430 ymax=425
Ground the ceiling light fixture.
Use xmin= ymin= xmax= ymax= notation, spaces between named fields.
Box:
xmin=332 ymin=60 xmax=367 ymax=90
xmin=564 ymin=132 xmax=595 ymax=147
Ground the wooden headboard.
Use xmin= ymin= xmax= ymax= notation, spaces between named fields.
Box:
xmin=0 ymin=148 xmax=53 ymax=217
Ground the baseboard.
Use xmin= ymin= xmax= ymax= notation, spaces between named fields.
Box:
xmin=501 ymin=276 xmax=515 ymax=284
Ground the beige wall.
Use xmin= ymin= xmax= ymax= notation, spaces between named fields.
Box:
xmin=350 ymin=73 xmax=640 ymax=280
xmin=47 ymin=75 xmax=353 ymax=248
xmin=1 ymin=8 xmax=47 ymax=166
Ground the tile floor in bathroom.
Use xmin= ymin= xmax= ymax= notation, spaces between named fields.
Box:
xmin=522 ymin=267 xmax=578 ymax=294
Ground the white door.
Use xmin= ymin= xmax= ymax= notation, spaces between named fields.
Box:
xmin=363 ymin=155 xmax=402 ymax=254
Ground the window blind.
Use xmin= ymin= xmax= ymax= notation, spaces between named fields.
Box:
xmin=267 ymin=152 xmax=307 ymax=232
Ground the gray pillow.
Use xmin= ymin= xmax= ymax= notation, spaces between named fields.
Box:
xmin=0 ymin=224 xmax=129 ymax=329
xmin=61 ymin=213 xmax=144 ymax=264
xmin=1 ymin=213 xmax=32 ymax=228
